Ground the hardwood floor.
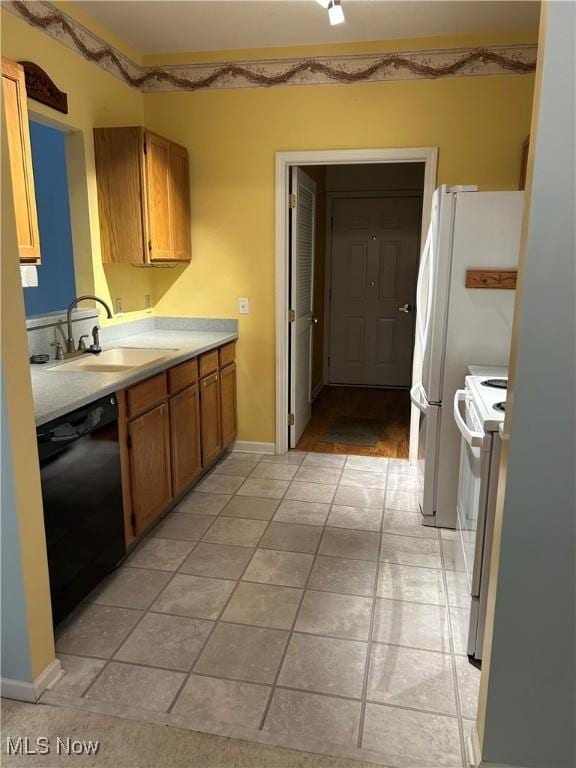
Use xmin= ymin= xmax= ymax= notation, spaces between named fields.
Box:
xmin=296 ymin=386 xmax=410 ymax=457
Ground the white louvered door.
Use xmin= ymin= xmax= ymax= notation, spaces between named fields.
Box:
xmin=289 ymin=167 xmax=317 ymax=447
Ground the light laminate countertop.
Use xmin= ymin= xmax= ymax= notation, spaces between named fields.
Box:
xmin=31 ymin=329 xmax=238 ymax=427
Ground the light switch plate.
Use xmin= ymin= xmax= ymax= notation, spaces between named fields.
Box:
xmin=239 ymin=297 xmax=250 ymax=314
xmin=115 ymin=297 xmax=123 ymax=315
xmin=144 ymin=294 xmax=152 ymax=312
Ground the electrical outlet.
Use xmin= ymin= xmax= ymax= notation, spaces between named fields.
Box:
xmin=115 ymin=297 xmax=123 ymax=315
xmin=144 ymin=294 xmax=152 ymax=312
xmin=239 ymin=297 xmax=250 ymax=315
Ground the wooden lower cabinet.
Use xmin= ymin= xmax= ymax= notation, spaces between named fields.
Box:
xmin=220 ymin=363 xmax=237 ymax=448
xmin=170 ymin=384 xmax=202 ymax=495
xmin=200 ymin=372 xmax=222 ymax=466
xmin=121 ymin=342 xmax=238 ymax=541
xmin=128 ymin=403 xmax=172 ymax=535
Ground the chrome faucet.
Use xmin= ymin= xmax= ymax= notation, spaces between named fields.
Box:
xmin=66 ymin=295 xmax=113 ymax=355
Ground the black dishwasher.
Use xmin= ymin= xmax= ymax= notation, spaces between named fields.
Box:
xmin=37 ymin=394 xmax=126 ymax=625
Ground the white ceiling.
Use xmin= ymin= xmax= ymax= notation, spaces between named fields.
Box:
xmin=72 ymin=0 xmax=540 ymax=56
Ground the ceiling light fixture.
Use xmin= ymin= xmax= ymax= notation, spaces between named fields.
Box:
xmin=327 ymin=0 xmax=345 ymax=25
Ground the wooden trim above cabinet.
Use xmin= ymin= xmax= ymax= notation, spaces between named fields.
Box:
xmin=18 ymin=61 xmax=68 ymax=114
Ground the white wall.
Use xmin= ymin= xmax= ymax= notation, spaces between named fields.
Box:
xmin=479 ymin=3 xmax=575 ymax=766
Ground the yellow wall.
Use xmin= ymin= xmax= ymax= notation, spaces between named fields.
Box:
xmin=2 ymin=8 xmax=536 ymax=444
xmin=1 ymin=112 xmax=54 ymax=680
xmin=1 ymin=10 xmax=153 ymax=325
xmin=144 ymin=70 xmax=535 ymax=442
xmin=0 ymin=4 xmax=536 ymax=681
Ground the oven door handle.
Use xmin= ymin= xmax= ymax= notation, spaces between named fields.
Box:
xmin=454 ymin=390 xmax=485 ymax=448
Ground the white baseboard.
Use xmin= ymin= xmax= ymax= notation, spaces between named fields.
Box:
xmin=1 ymin=658 xmax=62 ymax=702
xmin=230 ymin=440 xmax=276 ymax=455
xmin=311 ymin=382 xmax=323 ymax=401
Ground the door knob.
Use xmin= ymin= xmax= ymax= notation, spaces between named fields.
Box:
xmin=313 ymin=317 xmax=319 ymax=324
xmin=397 ymin=303 xmax=413 ymax=313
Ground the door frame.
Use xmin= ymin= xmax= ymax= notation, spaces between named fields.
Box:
xmin=323 ymin=189 xmax=424 ymax=387
xmin=275 ymin=147 xmax=438 ymax=455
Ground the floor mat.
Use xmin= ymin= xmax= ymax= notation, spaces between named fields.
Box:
xmin=320 ymin=416 xmax=387 ymax=446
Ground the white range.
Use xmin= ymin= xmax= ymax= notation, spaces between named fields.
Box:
xmin=453 ymin=372 xmax=508 ymax=664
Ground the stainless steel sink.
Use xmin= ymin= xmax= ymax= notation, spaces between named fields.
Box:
xmin=51 ymin=347 xmax=177 ymax=373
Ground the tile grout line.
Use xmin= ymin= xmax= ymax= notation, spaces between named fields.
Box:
xmin=164 ymin=506 xmax=276 ymax=715
xmin=173 ymin=457 xmax=308 ymax=718
xmin=52 ymin=453 xmax=466 ymax=764
xmin=356 ymin=459 xmax=390 ymax=749
xmin=256 ymin=455 xmax=349 ymax=731
xmin=60 ymin=453 xmax=432 ymax=747
xmin=439 ymin=533 xmax=469 ymax=768
xmin=76 ymin=508 xmax=229 ymax=704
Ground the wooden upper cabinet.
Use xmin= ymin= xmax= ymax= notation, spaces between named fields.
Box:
xmin=169 ymin=142 xmax=192 ymax=261
xmin=2 ymin=58 xmax=41 ymax=264
xmin=94 ymin=127 xmax=145 ymax=265
xmin=94 ymin=126 xmax=191 ymax=264
xmin=144 ymin=131 xmax=172 ymax=262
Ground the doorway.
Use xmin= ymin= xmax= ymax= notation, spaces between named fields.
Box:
xmin=276 ymin=148 xmax=437 ymax=457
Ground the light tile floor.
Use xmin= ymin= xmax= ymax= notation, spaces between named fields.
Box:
xmin=43 ymin=451 xmax=480 ymax=767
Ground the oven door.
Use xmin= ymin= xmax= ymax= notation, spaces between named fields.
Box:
xmin=453 ymin=390 xmax=490 ymax=596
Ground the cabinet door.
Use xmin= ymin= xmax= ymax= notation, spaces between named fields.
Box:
xmin=220 ymin=363 xmax=237 ymax=449
xmin=94 ymin=127 xmax=146 ymax=265
xmin=200 ymin=372 xmax=222 ymax=467
xmin=128 ymin=403 xmax=172 ymax=534
xmin=169 ymin=142 xmax=191 ymax=261
xmin=170 ymin=384 xmax=202 ymax=495
xmin=144 ymin=131 xmax=172 ymax=261
xmin=2 ymin=58 xmax=41 ymax=263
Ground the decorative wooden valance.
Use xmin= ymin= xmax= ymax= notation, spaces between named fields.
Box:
xmin=466 ymin=269 xmax=518 ymax=289
xmin=17 ymin=61 xmax=68 ymax=114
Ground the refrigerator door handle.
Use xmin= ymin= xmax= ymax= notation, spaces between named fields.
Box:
xmin=410 ymin=383 xmax=428 ymax=414
xmin=415 ymin=227 xmax=431 ymax=349
xmin=454 ymin=390 xmax=486 ymax=448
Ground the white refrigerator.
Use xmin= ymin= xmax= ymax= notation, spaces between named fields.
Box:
xmin=410 ymin=185 xmax=523 ymax=528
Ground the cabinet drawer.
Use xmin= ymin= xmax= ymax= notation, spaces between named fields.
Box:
xmin=199 ymin=350 xmax=219 ymax=378
xmin=169 ymin=358 xmax=198 ymax=394
xmin=219 ymin=342 xmax=236 ymax=369
xmin=127 ymin=373 xmax=168 ymax=418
